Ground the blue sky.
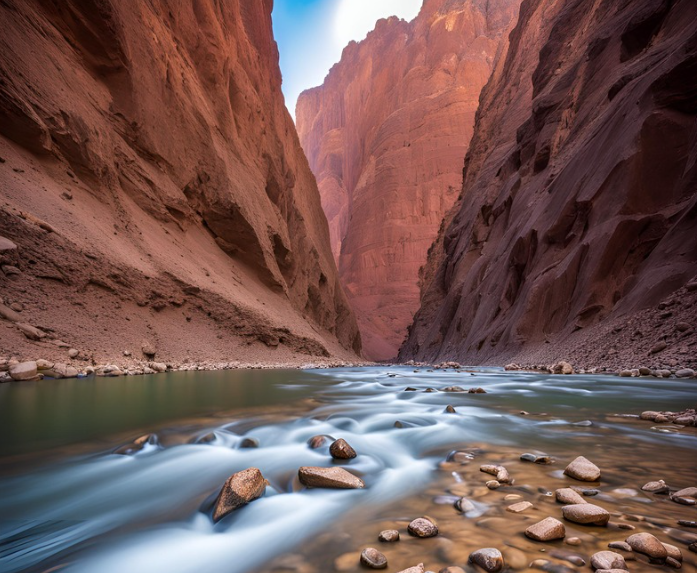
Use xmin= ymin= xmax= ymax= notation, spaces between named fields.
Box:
xmin=272 ymin=0 xmax=422 ymax=117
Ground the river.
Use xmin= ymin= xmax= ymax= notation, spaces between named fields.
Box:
xmin=0 ymin=366 xmax=695 ymax=573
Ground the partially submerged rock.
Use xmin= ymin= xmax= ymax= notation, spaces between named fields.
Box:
xmin=378 ymin=529 xmax=399 ymax=542
xmin=591 ymin=551 xmax=627 ymax=570
xmin=298 ymin=466 xmax=364 ymax=489
xmin=525 ymin=517 xmax=566 ymax=541
xmin=562 ymin=503 xmax=610 ymax=525
xmin=469 ymin=548 xmax=504 ymax=573
xmin=480 ymin=464 xmax=512 ymax=483
xmin=556 ymin=488 xmax=587 ymax=505
xmin=564 ymin=456 xmax=601 ymax=481
xmin=625 ymin=532 xmax=668 ymax=560
xmin=360 ymin=547 xmax=387 ymax=569
xmin=213 ymin=467 xmax=267 ymax=522
xmin=330 ymin=438 xmax=357 ymax=459
xmin=407 ymin=517 xmax=438 ymax=538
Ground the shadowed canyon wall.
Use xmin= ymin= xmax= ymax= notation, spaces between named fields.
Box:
xmin=0 ymin=0 xmax=361 ymax=365
xmin=400 ymin=0 xmax=697 ymax=369
xmin=296 ymin=0 xmax=521 ymax=360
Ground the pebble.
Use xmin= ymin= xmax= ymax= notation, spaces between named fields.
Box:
xmin=360 ymin=548 xmax=387 ymax=569
xmin=407 ymin=517 xmax=438 ymax=538
xmin=330 ymin=438 xmax=357 ymax=459
xmin=504 ymin=494 xmax=522 ymax=501
xmin=625 ymin=532 xmax=668 ymax=559
xmin=556 ymin=488 xmax=587 ymax=505
xmin=297 ymin=466 xmax=364 ymax=489
xmin=521 ymin=453 xmax=552 ymax=464
xmin=525 ymin=517 xmax=566 ymax=541
xmin=378 ymin=529 xmax=399 ymax=542
xmin=591 ymin=551 xmax=627 ymax=570
xmin=564 ymin=456 xmax=601 ymax=481
xmin=566 ymin=537 xmax=582 ymax=546
xmin=212 ymin=467 xmax=267 ymax=522
xmin=641 ymin=480 xmax=668 ymax=493
xmin=455 ymin=497 xmax=475 ymax=513
xmin=469 ymin=548 xmax=504 ymax=573
xmin=562 ymin=503 xmax=610 ymax=525
xmin=396 ymin=565 xmax=424 ymax=573
xmin=486 ymin=480 xmax=500 ymax=490
xmin=506 ymin=501 xmax=533 ymax=513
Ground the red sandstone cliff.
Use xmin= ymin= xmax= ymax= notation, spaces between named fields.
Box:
xmin=296 ymin=0 xmax=520 ymax=360
xmin=400 ymin=0 xmax=697 ymax=369
xmin=0 ymin=0 xmax=361 ymax=366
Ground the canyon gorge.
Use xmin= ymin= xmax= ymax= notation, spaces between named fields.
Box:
xmin=297 ymin=0 xmax=521 ymax=360
xmin=0 ymin=0 xmax=360 ymax=367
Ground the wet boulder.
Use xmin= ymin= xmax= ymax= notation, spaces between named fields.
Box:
xmin=360 ymin=548 xmax=387 ymax=569
xmin=480 ymin=464 xmax=512 ymax=483
xmin=469 ymin=548 xmax=504 ymax=573
xmin=556 ymin=488 xmax=587 ymax=505
xmin=641 ymin=480 xmax=668 ymax=493
xmin=298 ymin=466 xmax=364 ymax=489
xmin=407 ymin=517 xmax=438 ymax=538
xmin=378 ymin=529 xmax=399 ymax=542
xmin=591 ymin=551 xmax=627 ymax=570
xmin=562 ymin=503 xmax=610 ymax=525
xmin=330 ymin=438 xmax=357 ymax=459
xmin=525 ymin=517 xmax=566 ymax=541
xmin=564 ymin=456 xmax=601 ymax=481
xmin=213 ymin=467 xmax=267 ymax=522
xmin=625 ymin=533 xmax=668 ymax=559
xmin=307 ymin=435 xmax=330 ymax=449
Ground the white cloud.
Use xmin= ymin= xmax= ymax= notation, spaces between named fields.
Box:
xmin=333 ymin=0 xmax=423 ymax=48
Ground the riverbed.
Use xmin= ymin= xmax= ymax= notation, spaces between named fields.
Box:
xmin=0 ymin=366 xmax=695 ymax=573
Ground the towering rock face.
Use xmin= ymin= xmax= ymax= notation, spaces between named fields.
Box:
xmin=0 ymin=0 xmax=360 ymax=364
xmin=400 ymin=0 xmax=697 ymax=367
xmin=296 ymin=0 xmax=520 ymax=360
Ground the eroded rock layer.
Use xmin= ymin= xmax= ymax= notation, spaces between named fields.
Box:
xmin=400 ymin=0 xmax=697 ymax=368
xmin=0 ymin=0 xmax=360 ymax=365
xmin=297 ymin=0 xmax=520 ymax=360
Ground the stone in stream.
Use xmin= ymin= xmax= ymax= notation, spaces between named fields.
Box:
xmin=625 ymin=532 xmax=668 ymax=559
xmin=307 ymin=435 xmax=329 ymax=449
xmin=480 ymin=464 xmax=512 ymax=483
xmin=662 ymin=543 xmax=683 ymax=563
xmin=678 ymin=520 xmax=697 ymax=527
xmin=212 ymin=467 xmax=267 ymax=522
xmin=396 ymin=565 xmax=424 ymax=573
xmin=591 ymin=551 xmax=627 ymax=570
xmin=521 ymin=453 xmax=552 ymax=464
xmin=549 ymin=550 xmax=585 ymax=567
xmin=562 ymin=503 xmax=610 ymax=525
xmin=469 ymin=387 xmax=487 ymax=393
xmin=506 ymin=501 xmax=533 ymax=513
xmin=671 ymin=487 xmax=697 ymax=504
xmin=330 ymin=438 xmax=357 ymax=459
xmin=378 ymin=529 xmax=399 ymax=542
xmin=502 ymin=547 xmax=528 ymax=570
xmin=407 ymin=517 xmax=438 ymax=538
xmin=9 ymin=361 xmax=38 ymax=381
xmin=564 ymin=456 xmax=601 ymax=481
xmin=239 ymin=438 xmax=259 ymax=448
xmin=566 ymin=537 xmax=582 ymax=546
xmin=525 ymin=517 xmax=566 ymax=541
xmin=469 ymin=548 xmax=504 ymax=573
xmin=608 ymin=542 xmax=632 ymax=551
xmin=455 ymin=497 xmax=475 ymax=513
xmin=444 ymin=404 xmax=457 ymax=413
xmin=556 ymin=488 xmax=588 ymax=505
xmin=298 ymin=466 xmax=364 ymax=489
xmin=486 ymin=480 xmax=501 ymax=490
xmin=443 ymin=386 xmax=465 ymax=392
xmin=360 ymin=548 xmax=387 ymax=569
xmin=641 ymin=480 xmax=668 ymax=493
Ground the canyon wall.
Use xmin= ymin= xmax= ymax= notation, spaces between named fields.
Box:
xmin=400 ymin=0 xmax=697 ymax=370
xmin=0 ymin=0 xmax=361 ymax=366
xmin=296 ymin=0 xmax=520 ymax=360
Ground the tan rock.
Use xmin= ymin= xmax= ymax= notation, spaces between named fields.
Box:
xmin=564 ymin=456 xmax=601 ymax=481
xmin=591 ymin=551 xmax=627 ymax=570
xmin=360 ymin=547 xmax=387 ymax=569
xmin=378 ymin=529 xmax=399 ymax=542
xmin=506 ymin=501 xmax=533 ymax=513
xmin=407 ymin=517 xmax=438 ymax=538
xmin=212 ymin=468 xmax=267 ymax=522
xmin=625 ymin=533 xmax=668 ymax=559
xmin=469 ymin=548 xmax=504 ymax=573
xmin=556 ymin=488 xmax=588 ymax=504
xmin=298 ymin=466 xmax=364 ymax=489
xmin=525 ymin=517 xmax=566 ymax=541
xmin=9 ymin=361 xmax=38 ymax=381
xmin=562 ymin=503 xmax=610 ymax=525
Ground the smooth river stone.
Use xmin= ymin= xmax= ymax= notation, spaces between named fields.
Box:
xmin=591 ymin=551 xmax=627 ymax=570
xmin=525 ymin=517 xmax=566 ymax=541
xmin=564 ymin=456 xmax=601 ymax=481
xmin=378 ymin=529 xmax=399 ymax=542
xmin=407 ymin=517 xmax=438 ymax=538
xmin=329 ymin=438 xmax=357 ymax=459
xmin=360 ymin=547 xmax=387 ymax=569
xmin=641 ymin=480 xmax=668 ymax=493
xmin=562 ymin=503 xmax=610 ymax=525
xmin=662 ymin=543 xmax=683 ymax=562
xmin=480 ymin=464 xmax=512 ymax=483
xmin=213 ymin=467 xmax=267 ymax=522
xmin=396 ymin=565 xmax=425 ymax=573
xmin=298 ymin=466 xmax=364 ymax=489
xmin=556 ymin=488 xmax=588 ymax=505
xmin=9 ymin=361 xmax=38 ymax=381
xmin=625 ymin=533 xmax=668 ymax=559
xmin=469 ymin=548 xmax=505 ymax=573
xmin=507 ymin=501 xmax=533 ymax=513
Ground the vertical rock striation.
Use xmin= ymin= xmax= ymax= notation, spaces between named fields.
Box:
xmin=0 ymin=0 xmax=360 ymax=363
xmin=400 ymin=0 xmax=697 ymax=367
xmin=297 ymin=0 xmax=520 ymax=360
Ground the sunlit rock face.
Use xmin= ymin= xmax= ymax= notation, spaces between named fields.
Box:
xmin=296 ymin=0 xmax=521 ymax=360
xmin=0 ymin=0 xmax=360 ymax=362
xmin=400 ymin=0 xmax=697 ymax=366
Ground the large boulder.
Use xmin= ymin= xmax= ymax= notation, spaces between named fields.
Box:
xmin=213 ymin=468 xmax=267 ymax=522
xmin=9 ymin=361 xmax=38 ymax=381
xmin=298 ymin=466 xmax=364 ymax=489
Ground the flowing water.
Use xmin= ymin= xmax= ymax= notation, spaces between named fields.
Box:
xmin=0 ymin=367 xmax=695 ymax=573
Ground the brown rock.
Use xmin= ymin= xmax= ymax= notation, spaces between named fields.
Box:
xmin=360 ymin=548 xmax=387 ymax=569
xmin=407 ymin=517 xmax=438 ymax=538
xmin=625 ymin=533 xmax=668 ymax=559
xmin=591 ymin=551 xmax=627 ymax=570
xmin=330 ymin=438 xmax=357 ymax=460
xmin=650 ymin=342 xmax=668 ymax=354
xmin=556 ymin=488 xmax=588 ymax=505
xmin=298 ymin=466 xmax=364 ymax=489
xmin=564 ymin=456 xmax=601 ymax=482
xmin=525 ymin=517 xmax=566 ymax=541
xmin=212 ymin=467 xmax=267 ymax=522
xmin=16 ymin=323 xmax=46 ymax=341
xmin=507 ymin=501 xmax=533 ymax=513
xmin=0 ymin=236 xmax=17 ymax=252
xmin=378 ymin=529 xmax=399 ymax=542
xmin=0 ymin=303 xmax=22 ymax=323
xmin=469 ymin=548 xmax=505 ymax=573
xmin=9 ymin=361 xmax=38 ymax=381
xmin=662 ymin=543 xmax=682 ymax=562
xmin=641 ymin=480 xmax=668 ymax=493
xmin=296 ymin=0 xmax=520 ymax=360
xmin=480 ymin=464 xmax=512 ymax=483
xmin=307 ymin=435 xmax=328 ymax=449
xmin=562 ymin=503 xmax=610 ymax=525
xmin=396 ymin=565 xmax=424 ymax=573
